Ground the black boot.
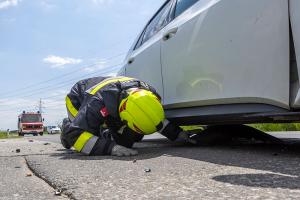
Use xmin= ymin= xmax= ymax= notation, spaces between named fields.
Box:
xmin=60 ymin=118 xmax=72 ymax=149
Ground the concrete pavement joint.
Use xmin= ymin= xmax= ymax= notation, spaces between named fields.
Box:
xmin=0 ymin=153 xmax=73 ymax=158
xmin=24 ymin=156 xmax=74 ymax=200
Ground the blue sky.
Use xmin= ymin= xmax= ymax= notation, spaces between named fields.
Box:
xmin=0 ymin=0 xmax=164 ymax=130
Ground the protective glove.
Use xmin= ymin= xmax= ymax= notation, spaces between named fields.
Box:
xmin=111 ymin=145 xmax=138 ymax=157
xmin=176 ymin=131 xmax=197 ymax=145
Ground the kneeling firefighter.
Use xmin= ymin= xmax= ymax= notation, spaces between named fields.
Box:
xmin=61 ymin=76 xmax=196 ymax=156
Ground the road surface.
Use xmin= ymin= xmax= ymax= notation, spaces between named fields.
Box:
xmin=2 ymin=131 xmax=300 ymax=199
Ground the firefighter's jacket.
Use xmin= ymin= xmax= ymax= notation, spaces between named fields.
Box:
xmin=63 ymin=76 xmax=182 ymax=155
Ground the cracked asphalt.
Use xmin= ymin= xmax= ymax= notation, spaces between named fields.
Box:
xmin=0 ymin=139 xmax=68 ymax=200
xmin=2 ymin=133 xmax=300 ymax=199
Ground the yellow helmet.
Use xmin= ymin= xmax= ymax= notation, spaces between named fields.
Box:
xmin=119 ymin=88 xmax=165 ymax=135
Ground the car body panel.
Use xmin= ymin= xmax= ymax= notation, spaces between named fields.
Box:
xmin=123 ymin=0 xmax=175 ymax=99
xmin=290 ymin=0 xmax=300 ymax=107
xmin=161 ymin=0 xmax=289 ymax=109
xmin=125 ymin=32 xmax=164 ymax=97
xmin=119 ymin=0 xmax=299 ymax=125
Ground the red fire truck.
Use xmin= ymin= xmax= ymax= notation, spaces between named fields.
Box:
xmin=18 ymin=111 xmax=44 ymax=136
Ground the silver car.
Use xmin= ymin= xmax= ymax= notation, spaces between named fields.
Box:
xmin=119 ymin=0 xmax=300 ymax=125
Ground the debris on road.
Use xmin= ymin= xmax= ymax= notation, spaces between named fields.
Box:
xmin=16 ymin=149 xmax=20 ymax=153
xmin=26 ymin=173 xmax=32 ymax=177
xmin=44 ymin=143 xmax=50 ymax=145
xmin=144 ymin=168 xmax=151 ymax=173
xmin=14 ymin=166 xmax=21 ymax=169
xmin=28 ymin=140 xmax=34 ymax=142
xmin=133 ymin=159 xmax=137 ymax=163
xmin=55 ymin=189 xmax=62 ymax=196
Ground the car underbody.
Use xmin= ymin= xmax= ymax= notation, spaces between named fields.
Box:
xmin=166 ymin=104 xmax=300 ymax=125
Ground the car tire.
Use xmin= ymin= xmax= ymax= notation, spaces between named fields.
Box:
xmin=39 ymin=132 xmax=43 ymax=136
xmin=18 ymin=132 xmax=24 ymax=137
xmin=33 ymin=133 xmax=38 ymax=136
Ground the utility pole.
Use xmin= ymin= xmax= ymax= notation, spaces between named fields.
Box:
xmin=38 ymin=98 xmax=45 ymax=114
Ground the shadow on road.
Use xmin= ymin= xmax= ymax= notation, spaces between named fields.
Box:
xmin=213 ymin=173 xmax=300 ymax=189
xmin=51 ymin=125 xmax=300 ymax=190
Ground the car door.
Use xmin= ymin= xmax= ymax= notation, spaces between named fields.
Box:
xmin=161 ymin=0 xmax=290 ymax=109
xmin=125 ymin=0 xmax=174 ymax=100
xmin=290 ymin=0 xmax=300 ymax=108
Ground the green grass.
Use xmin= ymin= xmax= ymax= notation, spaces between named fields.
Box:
xmin=0 ymin=131 xmax=9 ymax=139
xmin=180 ymin=125 xmax=204 ymax=131
xmin=181 ymin=123 xmax=300 ymax=132
xmin=250 ymin=123 xmax=300 ymax=132
xmin=0 ymin=131 xmax=20 ymax=139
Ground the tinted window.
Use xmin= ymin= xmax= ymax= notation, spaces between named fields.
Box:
xmin=175 ymin=0 xmax=199 ymax=17
xmin=134 ymin=29 xmax=146 ymax=50
xmin=141 ymin=1 xmax=173 ymax=45
xmin=21 ymin=114 xmax=42 ymax=123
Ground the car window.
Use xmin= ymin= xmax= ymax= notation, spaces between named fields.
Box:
xmin=134 ymin=1 xmax=173 ymax=49
xmin=134 ymin=29 xmax=146 ymax=50
xmin=175 ymin=0 xmax=199 ymax=18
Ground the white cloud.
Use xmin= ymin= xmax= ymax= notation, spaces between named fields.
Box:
xmin=43 ymin=55 xmax=82 ymax=68
xmin=40 ymin=0 xmax=56 ymax=11
xmin=83 ymin=60 xmax=108 ymax=72
xmin=0 ymin=0 xmax=20 ymax=10
xmin=91 ymin=0 xmax=114 ymax=5
xmin=105 ymin=72 xmax=117 ymax=77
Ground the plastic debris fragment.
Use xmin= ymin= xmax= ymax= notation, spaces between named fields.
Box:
xmin=144 ymin=168 xmax=151 ymax=173
xmin=55 ymin=189 xmax=62 ymax=196
xmin=26 ymin=173 xmax=32 ymax=177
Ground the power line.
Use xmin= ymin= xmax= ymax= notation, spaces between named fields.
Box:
xmin=0 ymin=64 xmax=122 ymax=100
xmin=0 ymin=101 xmax=63 ymax=112
xmin=0 ymin=64 xmax=122 ymax=110
xmin=0 ymin=63 xmax=95 ymax=97
xmin=16 ymin=65 xmax=122 ymax=99
xmin=0 ymin=52 xmax=126 ymax=97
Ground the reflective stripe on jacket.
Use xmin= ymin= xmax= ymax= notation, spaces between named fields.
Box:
xmin=63 ymin=76 xmax=179 ymax=155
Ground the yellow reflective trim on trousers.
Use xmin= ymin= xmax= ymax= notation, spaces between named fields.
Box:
xmin=73 ymin=131 xmax=94 ymax=152
xmin=89 ymin=77 xmax=135 ymax=95
xmin=66 ymin=96 xmax=78 ymax=117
